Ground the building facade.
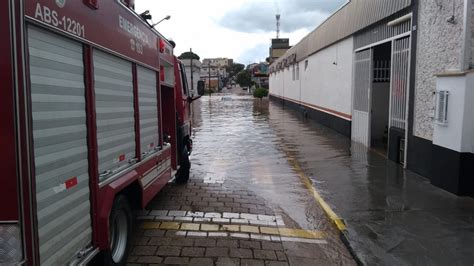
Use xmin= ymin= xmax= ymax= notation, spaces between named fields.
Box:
xmin=269 ymin=38 xmax=291 ymax=64
xmin=201 ymin=58 xmax=233 ymax=90
xmin=203 ymin=58 xmax=233 ymax=68
xmin=269 ymin=0 xmax=474 ymax=196
xmin=249 ymin=62 xmax=270 ymax=88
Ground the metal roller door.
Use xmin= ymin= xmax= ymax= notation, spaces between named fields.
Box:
xmin=93 ymin=50 xmax=136 ymax=181
xmin=352 ymin=49 xmax=373 ymax=147
xmin=28 ymin=26 xmax=91 ymax=264
xmin=137 ymin=65 xmax=159 ymax=157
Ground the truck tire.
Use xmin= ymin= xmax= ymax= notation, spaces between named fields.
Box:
xmin=104 ymin=195 xmax=132 ymax=266
xmin=176 ymin=146 xmax=190 ymax=184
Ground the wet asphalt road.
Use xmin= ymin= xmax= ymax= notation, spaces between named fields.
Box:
xmin=190 ymin=87 xmax=474 ymax=265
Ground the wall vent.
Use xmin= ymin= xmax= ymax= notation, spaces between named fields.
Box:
xmin=435 ymin=90 xmax=449 ymax=125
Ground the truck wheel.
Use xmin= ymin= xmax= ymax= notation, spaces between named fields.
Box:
xmin=176 ymin=146 xmax=190 ymax=184
xmin=104 ymin=195 xmax=132 ymax=266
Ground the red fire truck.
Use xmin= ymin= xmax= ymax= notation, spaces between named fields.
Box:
xmin=0 ymin=0 xmax=203 ymax=264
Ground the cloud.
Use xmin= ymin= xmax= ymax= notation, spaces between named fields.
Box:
xmin=217 ymin=0 xmax=347 ymax=33
xmin=237 ymin=43 xmax=270 ymax=64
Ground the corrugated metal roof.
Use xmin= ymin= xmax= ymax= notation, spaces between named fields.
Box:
xmin=271 ymin=0 xmax=411 ymax=70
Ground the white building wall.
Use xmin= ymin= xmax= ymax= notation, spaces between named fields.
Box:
xmin=433 ymin=72 xmax=474 ymax=153
xmin=284 ymin=66 xmax=300 ymax=101
xmin=269 ymin=37 xmax=354 ymax=118
xmin=301 ymin=37 xmax=353 ymax=116
xmin=269 ymin=71 xmax=284 ymax=96
xmin=414 ymin=0 xmax=466 ymax=140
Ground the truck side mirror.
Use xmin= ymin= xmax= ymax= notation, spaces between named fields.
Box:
xmin=197 ymin=81 xmax=205 ymax=96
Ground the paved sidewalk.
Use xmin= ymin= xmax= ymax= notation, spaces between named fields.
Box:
xmin=128 ymin=176 xmax=355 ymax=265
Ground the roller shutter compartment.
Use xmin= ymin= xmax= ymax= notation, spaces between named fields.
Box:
xmin=93 ymin=49 xmax=136 ymax=182
xmin=28 ymin=26 xmax=92 ymax=265
xmin=137 ymin=65 xmax=160 ymax=157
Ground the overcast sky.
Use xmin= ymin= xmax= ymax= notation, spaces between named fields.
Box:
xmin=135 ymin=0 xmax=346 ymax=65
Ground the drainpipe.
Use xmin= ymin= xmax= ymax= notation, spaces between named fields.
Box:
xmin=460 ymin=0 xmax=472 ymax=70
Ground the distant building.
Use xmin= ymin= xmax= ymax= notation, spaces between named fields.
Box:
xmin=203 ymin=58 xmax=233 ymax=68
xmin=249 ymin=62 xmax=269 ymax=88
xmin=269 ymin=38 xmax=291 ymax=64
xmin=246 ymin=63 xmax=258 ymax=71
xmin=201 ymin=58 xmax=233 ymax=90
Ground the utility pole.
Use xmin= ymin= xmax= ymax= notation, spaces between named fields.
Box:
xmin=208 ymin=61 xmax=211 ymax=96
xmin=276 ymin=14 xmax=280 ymax=39
xmin=217 ymin=70 xmax=220 ymax=92
xmin=190 ymin=48 xmax=194 ymax=96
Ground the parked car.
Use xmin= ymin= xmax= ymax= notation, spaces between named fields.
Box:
xmin=242 ymin=86 xmax=249 ymax=90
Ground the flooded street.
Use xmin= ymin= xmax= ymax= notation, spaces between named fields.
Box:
xmin=187 ymin=92 xmax=354 ymax=264
xmin=188 ymin=89 xmax=474 ymax=265
xmin=191 ymin=94 xmax=330 ymax=232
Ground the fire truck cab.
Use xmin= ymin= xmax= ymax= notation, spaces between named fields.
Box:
xmin=0 ymin=0 xmax=202 ymax=265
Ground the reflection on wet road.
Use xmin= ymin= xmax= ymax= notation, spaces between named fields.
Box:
xmin=191 ymin=93 xmax=474 ymax=265
xmin=192 ymin=95 xmax=329 ymax=232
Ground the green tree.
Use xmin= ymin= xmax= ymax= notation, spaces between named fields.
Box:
xmin=236 ymin=70 xmax=251 ymax=87
xmin=253 ymin=87 xmax=268 ymax=100
xmin=226 ymin=63 xmax=245 ymax=79
xmin=178 ymin=51 xmax=200 ymax=60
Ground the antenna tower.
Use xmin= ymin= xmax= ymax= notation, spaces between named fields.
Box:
xmin=276 ymin=14 xmax=280 ymax=39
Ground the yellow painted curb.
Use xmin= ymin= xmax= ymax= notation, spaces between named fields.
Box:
xmin=201 ymin=224 xmax=219 ymax=231
xmin=141 ymin=222 xmax=161 ymax=229
xmin=159 ymin=222 xmax=181 ymax=230
xmin=260 ymin=227 xmax=279 ymax=235
xmin=180 ymin=223 xmax=200 ymax=231
xmin=221 ymin=224 xmax=240 ymax=232
xmin=240 ymin=225 xmax=260 ymax=234
xmin=278 ymin=228 xmax=325 ymax=239
xmin=287 ymin=156 xmax=347 ymax=232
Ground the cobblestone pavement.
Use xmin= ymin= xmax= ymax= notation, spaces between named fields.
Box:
xmin=129 ymin=178 xmax=354 ymax=266
xmin=127 ymin=95 xmax=355 ymax=265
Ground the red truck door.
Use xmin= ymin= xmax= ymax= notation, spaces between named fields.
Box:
xmin=0 ymin=1 xmax=23 ymax=264
xmin=175 ymin=60 xmax=191 ymax=127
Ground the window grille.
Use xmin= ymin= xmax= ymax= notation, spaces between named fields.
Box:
xmin=435 ymin=90 xmax=449 ymax=125
xmin=373 ymin=60 xmax=390 ymax=82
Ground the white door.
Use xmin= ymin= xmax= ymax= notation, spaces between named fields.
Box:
xmin=28 ymin=26 xmax=92 ymax=264
xmin=390 ymin=36 xmax=411 ymax=165
xmin=352 ymin=48 xmax=373 ymax=147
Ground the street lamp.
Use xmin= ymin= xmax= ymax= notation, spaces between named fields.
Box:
xmin=152 ymin=15 xmax=171 ymax=28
